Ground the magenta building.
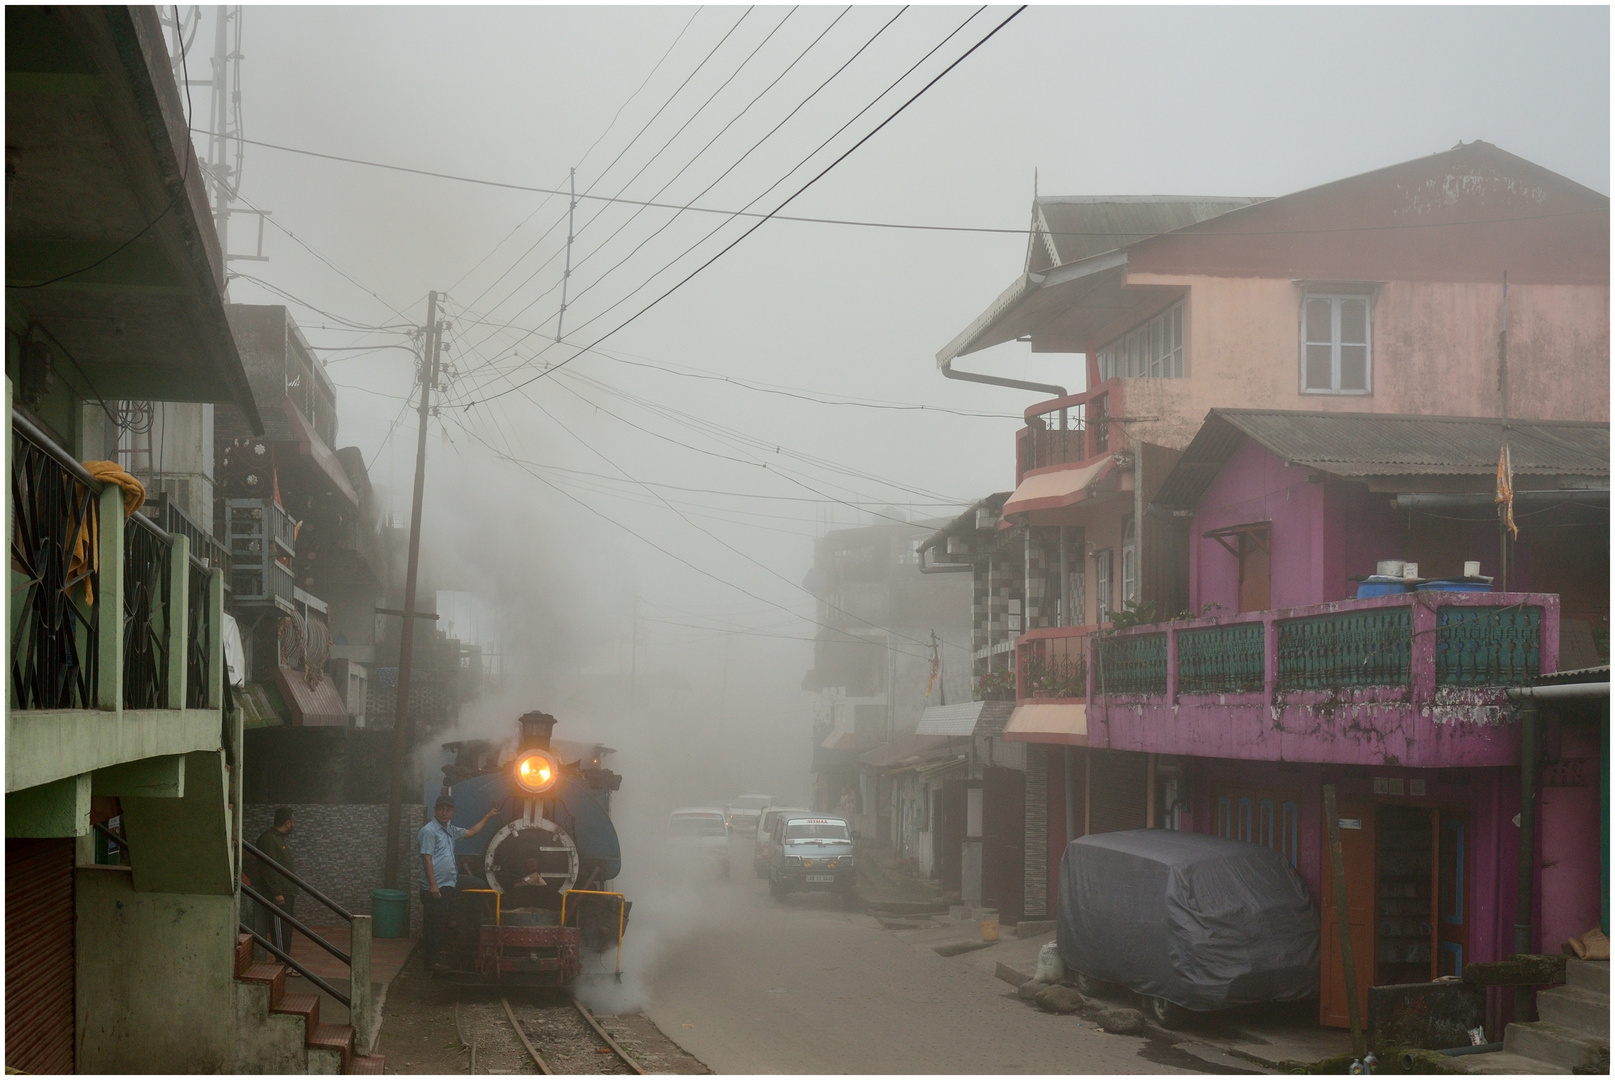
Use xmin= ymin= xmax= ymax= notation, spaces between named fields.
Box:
xmin=1086 ymin=409 xmax=1607 ymax=1030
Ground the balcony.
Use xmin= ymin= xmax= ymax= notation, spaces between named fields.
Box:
xmin=224 ymin=497 xmax=297 ymax=609
xmin=1086 ymin=591 xmax=1560 ymax=768
xmin=1015 ymin=380 xmax=1120 ymax=486
xmin=1015 ymin=625 xmax=1097 ymax=702
xmin=9 ymin=411 xmax=227 ymax=792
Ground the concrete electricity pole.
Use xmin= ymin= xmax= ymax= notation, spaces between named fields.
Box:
xmin=382 ymin=291 xmax=443 ymax=890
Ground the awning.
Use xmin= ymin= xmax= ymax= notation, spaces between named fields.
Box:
xmin=858 ymin=733 xmax=955 ymax=769
xmin=1001 ymin=703 xmax=1087 ymax=746
xmin=915 ymin=701 xmax=987 ymax=736
xmin=283 ymin=398 xmax=361 ymax=508
xmin=274 ymin=666 xmax=348 ymax=726
xmin=820 ymin=729 xmax=858 ymax=752
xmin=1003 ymin=457 xmax=1115 ymax=518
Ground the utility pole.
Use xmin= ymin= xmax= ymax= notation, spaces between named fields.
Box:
xmin=382 ymin=291 xmax=443 ymax=890
xmin=1498 ymin=271 xmax=1512 ymax=592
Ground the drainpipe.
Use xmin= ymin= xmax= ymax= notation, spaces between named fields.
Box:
xmin=1513 ymin=703 xmax=1540 ymax=1022
xmin=940 ymin=358 xmax=1066 ymax=399
xmin=1504 ymin=683 xmax=1610 ymax=702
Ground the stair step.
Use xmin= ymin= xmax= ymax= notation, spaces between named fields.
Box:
xmin=235 ymin=933 xmax=255 ymax=977
xmin=270 ymin=991 xmax=321 ymax=1034
xmin=1567 ymin=958 xmax=1610 ymax=995
xmin=308 ymin=1023 xmax=354 ymax=1073
xmin=1453 ymin=1049 xmax=1571 ymax=1074
xmin=348 ymin=1053 xmax=386 ymax=1074
xmin=238 ymin=962 xmax=287 ymax=1007
xmin=1536 ymin=985 xmax=1608 ymax=1037
xmin=1505 ymin=1020 xmax=1609 ymax=1071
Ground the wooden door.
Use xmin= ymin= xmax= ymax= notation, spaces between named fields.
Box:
xmin=1238 ymin=528 xmax=1271 ymax=613
xmin=1320 ymin=797 xmax=1375 ymax=1029
xmin=1438 ymin=810 xmax=1470 ymax=977
xmin=982 ymin=766 xmax=1025 ymax=919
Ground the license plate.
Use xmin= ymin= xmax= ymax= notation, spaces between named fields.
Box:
xmin=806 ymin=874 xmax=834 ymax=883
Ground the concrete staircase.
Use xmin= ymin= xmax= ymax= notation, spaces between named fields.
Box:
xmin=234 ymin=933 xmax=384 ymax=1074
xmin=1463 ymin=959 xmax=1609 ymax=1075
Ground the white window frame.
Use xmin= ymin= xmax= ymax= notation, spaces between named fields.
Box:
xmin=1094 ymin=549 xmax=1113 ymax=624
xmin=1300 ymin=292 xmax=1373 ymax=395
xmin=1096 ymin=302 xmax=1185 ymax=381
xmin=1120 ymin=516 xmax=1138 ymax=604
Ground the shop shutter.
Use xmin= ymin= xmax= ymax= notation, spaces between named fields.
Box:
xmin=1087 ymin=749 xmax=1147 ymax=834
xmin=5 ymin=838 xmax=76 ymax=1074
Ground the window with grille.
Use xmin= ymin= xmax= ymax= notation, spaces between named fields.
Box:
xmin=1097 ymin=302 xmax=1184 ymax=380
xmin=1302 ymin=293 xmax=1372 ymax=394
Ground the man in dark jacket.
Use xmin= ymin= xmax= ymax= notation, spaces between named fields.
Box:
xmin=250 ymin=807 xmax=298 ymax=955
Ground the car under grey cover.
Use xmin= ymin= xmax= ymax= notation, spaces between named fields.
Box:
xmin=1056 ymin=829 xmax=1320 ymax=1012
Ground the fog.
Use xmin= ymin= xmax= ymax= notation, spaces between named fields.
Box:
xmin=196 ymin=3 xmax=1607 ymax=994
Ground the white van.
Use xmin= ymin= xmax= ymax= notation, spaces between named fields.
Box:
xmin=667 ymin=807 xmax=730 ymax=877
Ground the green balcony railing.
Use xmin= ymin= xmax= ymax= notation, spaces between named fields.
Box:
xmin=1436 ymin=605 xmax=1541 ymax=686
xmin=1095 ymin=632 xmax=1167 ymax=696
xmin=1276 ymin=607 xmax=1411 ymax=692
xmin=1178 ymin=622 xmax=1265 ymax=694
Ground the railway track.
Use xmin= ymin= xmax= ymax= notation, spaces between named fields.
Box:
xmin=454 ymin=994 xmax=648 ymax=1075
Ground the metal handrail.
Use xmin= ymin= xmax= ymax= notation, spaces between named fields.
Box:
xmin=243 ymin=838 xmax=355 ymax=922
xmin=11 ymin=410 xmax=102 ymax=490
xmin=126 ymin=509 xmax=173 ymax=545
xmin=241 ymin=882 xmax=352 ymax=967
xmin=560 ymin=889 xmax=627 ymax=975
xmin=238 ymin=923 xmax=351 ymax=1008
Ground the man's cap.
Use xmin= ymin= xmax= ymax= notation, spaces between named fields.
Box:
xmin=435 ymin=795 xmax=455 ymax=809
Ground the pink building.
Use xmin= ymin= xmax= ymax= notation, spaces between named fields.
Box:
xmin=933 ymin=142 xmax=1609 ymax=1030
xmin=1086 ymin=408 xmax=1606 ymax=1030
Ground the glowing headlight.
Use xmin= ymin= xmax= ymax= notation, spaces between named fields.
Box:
xmin=515 ymin=750 xmax=559 ymax=794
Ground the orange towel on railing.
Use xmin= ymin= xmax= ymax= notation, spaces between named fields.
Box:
xmin=67 ymin=462 xmax=145 ymax=605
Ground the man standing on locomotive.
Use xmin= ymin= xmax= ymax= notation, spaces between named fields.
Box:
xmin=420 ymin=794 xmax=500 ymax=973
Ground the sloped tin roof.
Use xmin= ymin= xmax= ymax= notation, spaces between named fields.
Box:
xmin=1154 ymin=410 xmax=1609 ymax=510
xmin=1030 ymin=196 xmax=1262 ymax=272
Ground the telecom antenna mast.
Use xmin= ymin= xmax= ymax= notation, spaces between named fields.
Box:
xmin=161 ymin=5 xmax=270 ymax=295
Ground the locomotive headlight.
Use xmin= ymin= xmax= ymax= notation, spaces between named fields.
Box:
xmin=515 ymin=750 xmax=559 ymax=794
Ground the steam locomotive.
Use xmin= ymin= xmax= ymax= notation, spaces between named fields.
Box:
xmin=430 ymin=711 xmax=629 ymax=985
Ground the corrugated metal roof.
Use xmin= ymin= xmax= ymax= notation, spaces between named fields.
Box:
xmin=914 ymin=701 xmax=987 ymax=736
xmin=1030 ymin=197 xmax=1262 ymax=272
xmin=1154 ymin=410 xmax=1609 ymax=511
xmin=858 ymin=733 xmax=957 ymax=769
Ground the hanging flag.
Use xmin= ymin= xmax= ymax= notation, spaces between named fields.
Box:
xmin=1495 ymin=441 xmax=1518 ymax=539
xmin=925 ymin=657 xmax=938 ymax=699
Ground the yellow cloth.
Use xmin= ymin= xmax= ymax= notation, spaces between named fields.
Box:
xmin=67 ymin=462 xmax=146 ymax=605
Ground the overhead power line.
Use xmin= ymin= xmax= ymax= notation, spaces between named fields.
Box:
xmin=461 ymin=5 xmax=1027 ymax=406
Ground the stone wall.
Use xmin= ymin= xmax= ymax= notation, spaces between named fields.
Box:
xmin=243 ymin=803 xmax=425 ymax=937
xmin=1022 ymin=744 xmax=1049 ymax=919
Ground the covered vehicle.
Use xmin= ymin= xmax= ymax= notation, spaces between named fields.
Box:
xmin=1056 ymin=830 xmax=1318 ymax=1027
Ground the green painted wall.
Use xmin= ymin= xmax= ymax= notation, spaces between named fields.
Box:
xmin=122 ymin=750 xmax=233 ymax=894
xmin=75 ymin=868 xmax=238 ymax=1072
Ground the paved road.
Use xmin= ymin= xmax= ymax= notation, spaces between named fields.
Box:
xmin=635 ymin=861 xmax=1196 ymax=1074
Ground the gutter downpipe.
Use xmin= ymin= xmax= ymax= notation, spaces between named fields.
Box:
xmin=939 ymin=358 xmax=1066 ymax=399
xmin=1501 ymin=681 xmax=1606 ymax=1022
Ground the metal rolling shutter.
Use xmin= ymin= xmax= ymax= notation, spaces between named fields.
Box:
xmin=1087 ymin=750 xmax=1148 ymax=834
xmin=6 ymin=838 xmax=75 ymax=1074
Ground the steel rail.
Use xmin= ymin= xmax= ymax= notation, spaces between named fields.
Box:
xmin=499 ymin=997 xmax=553 ymax=1075
xmin=573 ymin=999 xmax=646 ymax=1075
xmin=238 ymin=923 xmax=351 ymax=1007
xmin=240 ymin=882 xmax=352 ymax=966
xmin=243 ymin=838 xmax=357 ymax=921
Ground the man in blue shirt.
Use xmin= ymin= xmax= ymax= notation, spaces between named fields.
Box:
xmin=419 ymin=795 xmax=499 ymax=972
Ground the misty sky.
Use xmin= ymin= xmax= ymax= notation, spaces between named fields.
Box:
xmin=193 ymin=4 xmax=1609 ymax=800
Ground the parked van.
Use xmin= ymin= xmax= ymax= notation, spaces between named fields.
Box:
xmin=667 ymin=807 xmax=731 ymax=878
xmin=765 ymin=814 xmax=855 ymax=906
xmin=753 ymin=806 xmax=810 ymax=878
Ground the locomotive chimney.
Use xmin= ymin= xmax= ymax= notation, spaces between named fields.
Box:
xmin=517 ymin=711 xmax=558 ymax=752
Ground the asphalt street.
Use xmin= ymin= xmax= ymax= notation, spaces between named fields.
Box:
xmin=637 ymin=846 xmax=1196 ymax=1074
